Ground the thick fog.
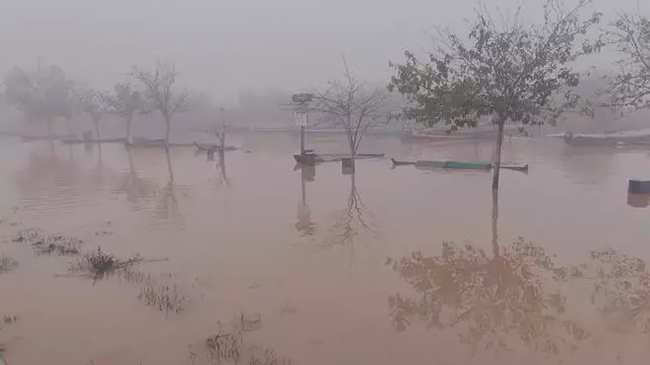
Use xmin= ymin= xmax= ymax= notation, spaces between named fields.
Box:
xmin=2 ymin=0 xmax=646 ymax=104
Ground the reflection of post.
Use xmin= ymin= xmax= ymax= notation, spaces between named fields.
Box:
xmin=491 ymin=188 xmax=499 ymax=256
xmin=296 ymin=166 xmax=315 ymax=235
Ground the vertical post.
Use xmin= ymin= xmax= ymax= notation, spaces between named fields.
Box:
xmin=299 ymin=125 xmax=305 ymax=155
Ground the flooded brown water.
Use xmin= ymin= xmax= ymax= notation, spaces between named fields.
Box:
xmin=1 ymin=134 xmax=650 ymax=364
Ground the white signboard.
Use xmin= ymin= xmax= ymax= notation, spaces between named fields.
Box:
xmin=294 ymin=112 xmax=307 ymax=127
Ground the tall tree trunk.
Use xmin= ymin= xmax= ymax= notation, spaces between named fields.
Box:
xmin=126 ymin=116 xmax=132 ymax=142
xmin=65 ymin=117 xmax=73 ymax=137
xmin=93 ymin=119 xmax=101 ymax=140
xmin=46 ymin=119 xmax=54 ymax=139
xmin=491 ymin=187 xmax=500 ymax=257
xmin=164 ymin=117 xmax=171 ymax=147
xmin=491 ymin=119 xmax=506 ymax=190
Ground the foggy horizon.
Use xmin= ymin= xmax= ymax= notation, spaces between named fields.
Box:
xmin=3 ymin=0 xmax=647 ymax=107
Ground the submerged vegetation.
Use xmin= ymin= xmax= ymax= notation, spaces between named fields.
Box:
xmin=70 ymin=246 xmax=142 ymax=281
xmin=0 ymin=255 xmax=18 ymax=274
xmin=0 ymin=315 xmax=19 ymax=331
xmin=188 ymin=314 xmax=291 ymax=365
xmin=138 ymin=283 xmax=187 ymax=315
xmin=12 ymin=229 xmax=81 ymax=256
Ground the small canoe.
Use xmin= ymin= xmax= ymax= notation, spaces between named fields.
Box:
xmin=393 ymin=159 xmax=529 ymax=173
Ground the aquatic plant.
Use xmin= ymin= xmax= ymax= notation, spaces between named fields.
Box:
xmin=199 ymin=315 xmax=291 ymax=365
xmin=12 ymin=229 xmax=81 ymax=256
xmin=0 ymin=255 xmax=18 ymax=274
xmin=70 ymin=246 xmax=142 ymax=281
xmin=138 ymin=283 xmax=186 ymax=315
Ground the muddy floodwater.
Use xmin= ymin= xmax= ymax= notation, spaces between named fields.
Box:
xmin=1 ymin=134 xmax=650 ymax=364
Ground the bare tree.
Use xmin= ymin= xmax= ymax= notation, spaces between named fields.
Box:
xmin=604 ymin=12 xmax=650 ymax=111
xmin=388 ymin=0 xmax=602 ymax=190
xmin=131 ymin=62 xmax=187 ymax=145
xmin=312 ymin=60 xmax=392 ymax=159
xmin=106 ymin=82 xmax=146 ymax=142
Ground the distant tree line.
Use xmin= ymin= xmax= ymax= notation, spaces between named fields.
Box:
xmin=1 ymin=0 xmax=649 ymax=190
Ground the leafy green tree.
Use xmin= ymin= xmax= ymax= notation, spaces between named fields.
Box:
xmin=604 ymin=12 xmax=650 ymax=111
xmin=388 ymin=0 xmax=602 ymax=190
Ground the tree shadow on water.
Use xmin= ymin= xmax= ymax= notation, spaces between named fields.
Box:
xmin=324 ymin=173 xmax=377 ymax=249
xmin=152 ymin=148 xmax=187 ymax=226
xmin=387 ymin=189 xmax=650 ymax=360
xmin=386 ymin=189 xmax=589 ymax=358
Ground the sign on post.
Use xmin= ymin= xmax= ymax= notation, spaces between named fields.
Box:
xmin=294 ymin=112 xmax=307 ymax=127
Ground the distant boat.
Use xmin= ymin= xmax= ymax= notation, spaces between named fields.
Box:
xmin=401 ymin=124 xmax=520 ymax=142
xmin=559 ymin=129 xmax=650 ymax=146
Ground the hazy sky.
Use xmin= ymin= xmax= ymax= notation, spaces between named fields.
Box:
xmin=1 ymin=0 xmax=646 ymax=106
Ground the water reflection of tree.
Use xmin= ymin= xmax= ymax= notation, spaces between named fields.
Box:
xmin=325 ymin=173 xmax=376 ymax=248
xmin=153 ymin=148 xmax=186 ymax=224
xmin=13 ymin=146 xmax=105 ymax=202
xmin=111 ymin=148 xmax=156 ymax=205
xmin=216 ymin=145 xmax=229 ymax=186
xmin=387 ymin=190 xmax=589 ymax=357
xmin=582 ymin=248 xmax=650 ymax=335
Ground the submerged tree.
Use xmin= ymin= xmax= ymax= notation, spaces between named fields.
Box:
xmin=106 ymin=82 xmax=146 ymax=142
xmin=312 ymin=60 xmax=392 ymax=161
xmin=4 ymin=64 xmax=76 ymax=137
xmin=131 ymin=62 xmax=187 ymax=145
xmin=604 ymin=12 xmax=650 ymax=111
xmin=388 ymin=0 xmax=602 ymax=190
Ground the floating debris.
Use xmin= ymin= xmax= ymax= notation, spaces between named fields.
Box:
xmin=70 ymin=247 xmax=142 ymax=281
xmin=240 ymin=313 xmax=262 ymax=331
xmin=138 ymin=283 xmax=187 ymax=315
xmin=0 ymin=256 xmax=18 ymax=274
xmin=12 ymin=229 xmax=81 ymax=256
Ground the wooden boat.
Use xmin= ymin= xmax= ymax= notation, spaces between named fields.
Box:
xmin=401 ymin=124 xmax=520 ymax=142
xmin=391 ymin=158 xmax=529 ymax=173
xmin=560 ymin=129 xmax=650 ymax=147
xmin=293 ymin=152 xmax=385 ymax=164
xmin=61 ymin=137 xmax=127 ymax=145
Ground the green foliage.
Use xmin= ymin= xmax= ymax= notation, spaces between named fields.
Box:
xmin=388 ymin=0 xmax=602 ymax=129
xmin=605 ymin=12 xmax=650 ymax=110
